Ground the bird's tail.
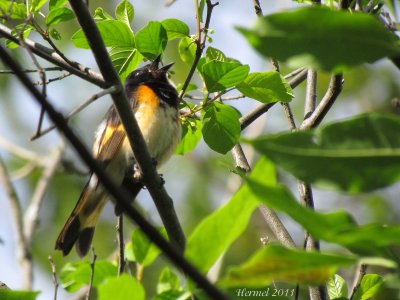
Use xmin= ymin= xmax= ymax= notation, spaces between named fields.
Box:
xmin=55 ymin=178 xmax=106 ymax=257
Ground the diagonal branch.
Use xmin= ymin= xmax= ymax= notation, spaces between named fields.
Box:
xmin=0 ymin=44 xmax=230 ymax=300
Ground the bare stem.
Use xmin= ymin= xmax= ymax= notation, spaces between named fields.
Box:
xmin=86 ymin=247 xmax=97 ymax=300
xmin=48 ymin=255 xmax=59 ymax=300
xmin=117 ymin=215 xmax=125 ymax=275
xmin=350 ymin=264 xmax=368 ymax=299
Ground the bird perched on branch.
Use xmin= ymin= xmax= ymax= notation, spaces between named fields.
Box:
xmin=55 ymin=56 xmax=181 ymax=257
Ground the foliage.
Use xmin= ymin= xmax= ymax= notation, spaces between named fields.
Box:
xmin=1 ymin=0 xmax=400 ymax=300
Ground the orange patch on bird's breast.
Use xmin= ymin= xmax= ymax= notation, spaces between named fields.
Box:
xmin=134 ymin=84 xmax=160 ymax=111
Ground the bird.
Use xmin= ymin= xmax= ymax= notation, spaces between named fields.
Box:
xmin=55 ymin=56 xmax=181 ymax=257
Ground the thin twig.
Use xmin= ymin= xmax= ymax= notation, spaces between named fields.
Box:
xmin=117 ymin=215 xmax=125 ymax=275
xmin=30 ymin=85 xmax=119 ymax=141
xmin=48 ymin=255 xmax=59 ymax=300
xmin=0 ymin=67 xmax=63 ymax=74
xmin=300 ymin=74 xmax=344 ymax=129
xmin=178 ymin=0 xmax=219 ymax=101
xmin=231 ymin=144 xmax=251 ymax=173
xmin=304 ymin=69 xmax=317 ymax=120
xmin=33 ymin=72 xmax=71 ymax=86
xmin=86 ymin=247 xmax=97 ymax=300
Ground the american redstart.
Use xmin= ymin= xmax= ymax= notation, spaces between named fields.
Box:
xmin=55 ymin=56 xmax=181 ymax=257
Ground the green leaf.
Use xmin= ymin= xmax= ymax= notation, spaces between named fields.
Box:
xmin=94 ymin=7 xmax=114 ymax=20
xmin=72 ymin=20 xmax=134 ymax=49
xmin=206 ymin=47 xmax=227 ymax=62
xmin=46 ymin=8 xmax=75 ymax=26
xmin=327 ymin=274 xmax=348 ymax=299
xmin=135 ymin=21 xmax=168 ymax=59
xmin=157 ymin=267 xmax=180 ymax=294
xmin=49 ymin=0 xmax=68 ymax=10
xmin=126 ymin=227 xmax=165 ymax=266
xmin=98 ymin=274 xmax=145 ymax=300
xmin=0 ymin=290 xmax=40 ymax=300
xmin=0 ymin=2 xmax=26 ymax=19
xmin=201 ymin=102 xmax=241 ymax=154
xmin=238 ymin=7 xmax=400 ymax=72
xmin=247 ymin=113 xmax=400 ymax=193
xmin=185 ymin=158 xmax=272 ymax=273
xmin=30 ymin=0 xmax=47 ymax=12
xmin=176 ymin=118 xmax=202 ymax=155
xmin=161 ymin=18 xmax=190 ymax=40
xmin=220 ymin=244 xmax=357 ymax=287
xmin=352 ymin=274 xmax=383 ymax=300
xmin=179 ymin=36 xmax=197 ymax=65
xmin=110 ymin=46 xmax=143 ymax=82
xmin=237 ymin=71 xmax=294 ymax=103
xmin=245 ymin=176 xmax=400 ymax=260
xmin=60 ymin=260 xmax=117 ymax=292
xmin=201 ymin=60 xmax=249 ymax=92
xmin=115 ymin=0 xmax=134 ymax=28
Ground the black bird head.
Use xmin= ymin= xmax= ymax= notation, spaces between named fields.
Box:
xmin=125 ymin=55 xmax=174 ymax=88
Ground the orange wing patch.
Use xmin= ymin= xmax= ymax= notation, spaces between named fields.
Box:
xmin=97 ymin=123 xmax=126 ymax=162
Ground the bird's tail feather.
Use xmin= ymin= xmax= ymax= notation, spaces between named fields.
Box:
xmin=55 ymin=180 xmax=106 ymax=257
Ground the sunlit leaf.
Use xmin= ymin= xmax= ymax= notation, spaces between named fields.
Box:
xmin=220 ymin=244 xmax=357 ymax=287
xmin=46 ymin=8 xmax=75 ymax=26
xmin=327 ymin=274 xmax=348 ymax=299
xmin=161 ymin=18 xmax=190 ymax=40
xmin=98 ymin=274 xmax=145 ymax=300
xmin=115 ymin=0 xmax=134 ymax=28
xmin=110 ymin=46 xmax=143 ymax=82
xmin=72 ymin=20 xmax=134 ymax=49
xmin=202 ymin=102 xmax=241 ymax=154
xmin=157 ymin=267 xmax=180 ymax=294
xmin=237 ymin=71 xmax=294 ymax=103
xmin=176 ymin=118 xmax=202 ymax=155
xmin=60 ymin=260 xmax=117 ymax=292
xmin=201 ymin=60 xmax=249 ymax=92
xmin=135 ymin=21 xmax=168 ymax=59
xmin=352 ymin=274 xmax=383 ymax=300
xmin=179 ymin=36 xmax=197 ymax=65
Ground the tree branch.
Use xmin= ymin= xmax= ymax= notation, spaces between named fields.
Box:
xmin=300 ymin=74 xmax=344 ymax=129
xmin=0 ymin=23 xmax=106 ymax=88
xmin=0 ymin=43 xmax=230 ymax=300
xmin=178 ymin=0 xmax=218 ymax=101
